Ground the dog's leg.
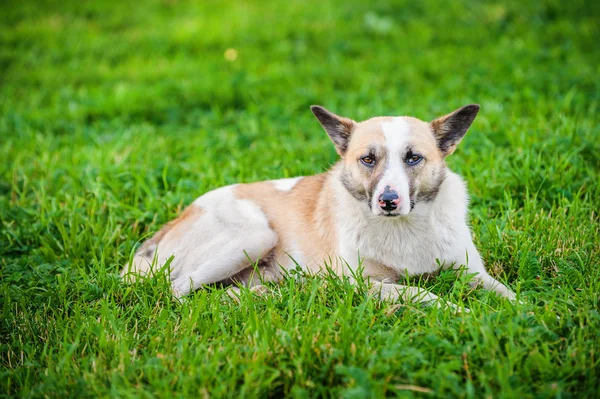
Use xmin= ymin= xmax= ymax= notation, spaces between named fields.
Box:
xmin=347 ymin=257 xmax=465 ymax=311
xmin=474 ymin=272 xmax=516 ymax=300
xmin=121 ymin=225 xmax=173 ymax=282
xmin=369 ymin=281 xmax=467 ymax=312
xmin=450 ymin=239 xmax=516 ymax=301
xmin=171 ymin=229 xmax=278 ymax=297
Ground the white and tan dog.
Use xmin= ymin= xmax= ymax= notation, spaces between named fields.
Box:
xmin=122 ymin=105 xmax=516 ymax=308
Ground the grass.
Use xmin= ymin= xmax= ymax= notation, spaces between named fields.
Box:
xmin=1 ymin=0 xmax=599 ymax=397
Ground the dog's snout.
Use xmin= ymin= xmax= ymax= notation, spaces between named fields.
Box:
xmin=378 ymin=185 xmax=400 ymax=211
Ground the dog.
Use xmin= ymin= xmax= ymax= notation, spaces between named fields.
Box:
xmin=121 ymin=104 xmax=516 ymax=309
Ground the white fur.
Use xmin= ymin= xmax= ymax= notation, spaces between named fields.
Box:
xmin=134 ymin=185 xmax=279 ymax=297
xmin=375 ymin=118 xmax=411 ymax=215
xmin=272 ymin=177 xmax=303 ymax=191
xmin=333 ymin=170 xmax=469 ymax=277
xmin=332 ymin=166 xmax=515 ymax=302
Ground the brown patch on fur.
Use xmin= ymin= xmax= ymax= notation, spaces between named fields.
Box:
xmin=136 ymin=205 xmax=204 ymax=258
xmin=163 ymin=205 xmax=204 ymax=241
xmin=403 ymin=117 xmax=445 ymax=162
xmin=235 ymin=174 xmax=337 ymax=273
xmin=343 ymin=118 xmax=387 ymax=163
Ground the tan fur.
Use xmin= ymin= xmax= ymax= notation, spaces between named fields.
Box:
xmin=235 ymin=174 xmax=338 ymax=274
xmin=142 ymin=206 xmax=203 ymax=245
xmin=343 ymin=118 xmax=387 ymax=162
xmin=157 ymin=205 xmax=204 ymax=245
xmin=345 ymin=116 xmax=442 ymax=164
xmin=404 ymin=117 xmax=444 ymax=162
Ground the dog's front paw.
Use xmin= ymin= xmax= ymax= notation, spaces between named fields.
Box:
xmin=250 ymin=284 xmax=270 ymax=297
xmin=445 ymin=301 xmax=470 ymax=313
xmin=171 ymin=279 xmax=191 ymax=298
xmin=427 ymin=298 xmax=470 ymax=313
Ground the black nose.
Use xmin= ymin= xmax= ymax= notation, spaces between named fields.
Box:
xmin=378 ymin=186 xmax=400 ymax=211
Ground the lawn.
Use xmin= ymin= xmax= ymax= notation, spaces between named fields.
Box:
xmin=1 ymin=0 xmax=599 ymax=397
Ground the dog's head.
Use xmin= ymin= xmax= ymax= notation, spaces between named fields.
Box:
xmin=311 ymin=104 xmax=479 ymax=217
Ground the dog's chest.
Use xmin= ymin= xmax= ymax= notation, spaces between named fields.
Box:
xmin=341 ymin=216 xmax=457 ymax=276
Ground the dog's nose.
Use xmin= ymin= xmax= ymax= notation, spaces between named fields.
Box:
xmin=378 ymin=187 xmax=400 ymax=211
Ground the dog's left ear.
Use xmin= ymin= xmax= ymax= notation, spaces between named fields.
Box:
xmin=311 ymin=105 xmax=356 ymax=156
xmin=430 ymin=104 xmax=480 ymax=156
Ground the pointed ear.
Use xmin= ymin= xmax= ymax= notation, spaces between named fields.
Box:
xmin=310 ymin=105 xmax=356 ymax=156
xmin=430 ymin=104 xmax=480 ymax=156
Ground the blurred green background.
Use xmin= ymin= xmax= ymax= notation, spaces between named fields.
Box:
xmin=1 ymin=0 xmax=599 ymax=397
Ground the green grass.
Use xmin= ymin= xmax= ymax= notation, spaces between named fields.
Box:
xmin=1 ymin=0 xmax=599 ymax=397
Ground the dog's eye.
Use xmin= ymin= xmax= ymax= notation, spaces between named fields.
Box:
xmin=406 ymin=153 xmax=423 ymax=165
xmin=360 ymin=156 xmax=375 ymax=166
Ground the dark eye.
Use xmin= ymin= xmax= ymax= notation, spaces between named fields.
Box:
xmin=406 ymin=153 xmax=423 ymax=166
xmin=360 ymin=156 xmax=375 ymax=166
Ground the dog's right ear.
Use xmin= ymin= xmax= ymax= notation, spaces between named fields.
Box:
xmin=310 ymin=105 xmax=356 ymax=156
